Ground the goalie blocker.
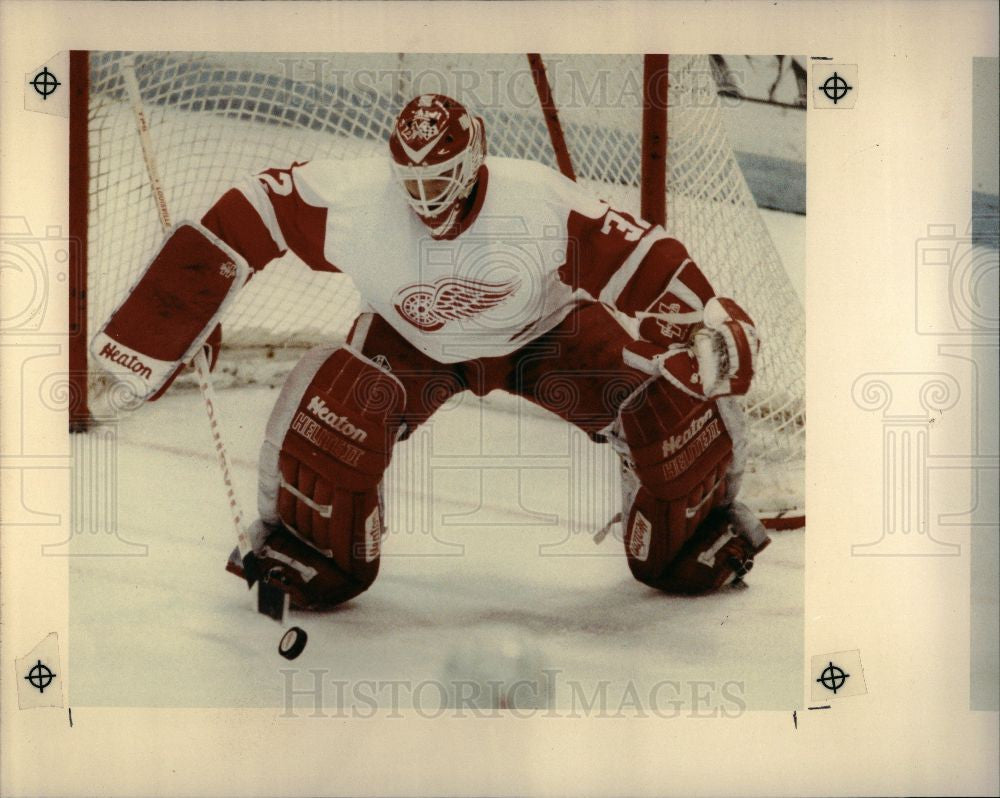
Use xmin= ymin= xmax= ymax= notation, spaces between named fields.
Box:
xmin=90 ymin=222 xmax=246 ymax=401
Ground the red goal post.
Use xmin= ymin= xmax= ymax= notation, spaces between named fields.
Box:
xmin=69 ymin=51 xmax=805 ymax=525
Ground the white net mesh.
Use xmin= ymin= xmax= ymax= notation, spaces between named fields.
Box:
xmin=86 ymin=52 xmax=804 ymax=500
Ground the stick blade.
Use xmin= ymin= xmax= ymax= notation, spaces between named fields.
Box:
xmin=257 ymin=582 xmax=289 ymax=622
xmin=226 ymin=546 xmax=261 ymax=588
xmin=241 ymin=551 xmax=262 ymax=587
xmin=227 ymin=547 xmax=288 ymax=621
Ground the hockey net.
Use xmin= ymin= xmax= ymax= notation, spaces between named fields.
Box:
xmin=73 ymin=52 xmax=804 ymax=521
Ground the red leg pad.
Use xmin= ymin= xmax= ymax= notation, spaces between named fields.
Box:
xmin=256 ymin=345 xmax=405 ymax=608
xmin=618 ymin=378 xmax=735 ymax=591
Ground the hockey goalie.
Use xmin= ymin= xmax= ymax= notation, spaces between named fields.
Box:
xmin=92 ymin=94 xmax=770 ymax=610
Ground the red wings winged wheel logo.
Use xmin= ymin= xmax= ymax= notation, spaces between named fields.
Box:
xmin=393 ymin=276 xmax=521 ymax=332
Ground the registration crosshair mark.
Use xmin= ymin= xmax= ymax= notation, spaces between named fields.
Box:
xmin=816 ymin=661 xmax=850 ymax=694
xmin=819 ymin=72 xmax=852 ymax=104
xmin=24 ymin=659 xmax=56 ymax=693
xmin=31 ymin=67 xmax=61 ymax=99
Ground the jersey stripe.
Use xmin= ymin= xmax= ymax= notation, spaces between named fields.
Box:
xmin=236 ymin=176 xmax=290 ymax=254
xmin=598 ymin=226 xmax=670 ymax=307
xmin=200 ymin=188 xmax=283 ymax=271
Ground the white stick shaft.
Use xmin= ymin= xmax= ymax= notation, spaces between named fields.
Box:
xmin=121 ymin=58 xmax=172 ymax=231
xmin=122 ymin=57 xmax=254 ymax=559
xmin=193 ymin=351 xmax=255 ymax=556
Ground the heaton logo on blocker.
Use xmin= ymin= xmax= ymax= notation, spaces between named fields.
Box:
xmin=98 ymin=341 xmax=153 ymax=381
xmin=306 ymin=395 xmax=367 ymax=443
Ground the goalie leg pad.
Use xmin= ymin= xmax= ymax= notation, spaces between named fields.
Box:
xmin=624 ymin=492 xmax=770 ymax=594
xmin=254 ymin=345 xmax=406 ymax=609
xmin=617 ymin=378 xmax=768 ymax=593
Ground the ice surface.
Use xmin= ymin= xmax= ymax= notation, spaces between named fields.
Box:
xmin=70 ymin=381 xmax=803 ymax=711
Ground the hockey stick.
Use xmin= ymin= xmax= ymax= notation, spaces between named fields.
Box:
xmin=121 ymin=57 xmax=288 ymax=620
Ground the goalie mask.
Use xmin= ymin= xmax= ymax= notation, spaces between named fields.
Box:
xmin=389 ymin=94 xmax=486 ymax=237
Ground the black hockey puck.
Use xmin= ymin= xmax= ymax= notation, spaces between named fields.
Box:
xmin=278 ymin=626 xmax=308 ymax=660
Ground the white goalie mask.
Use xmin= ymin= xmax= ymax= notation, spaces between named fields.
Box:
xmin=388 ymin=94 xmax=487 ymax=230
